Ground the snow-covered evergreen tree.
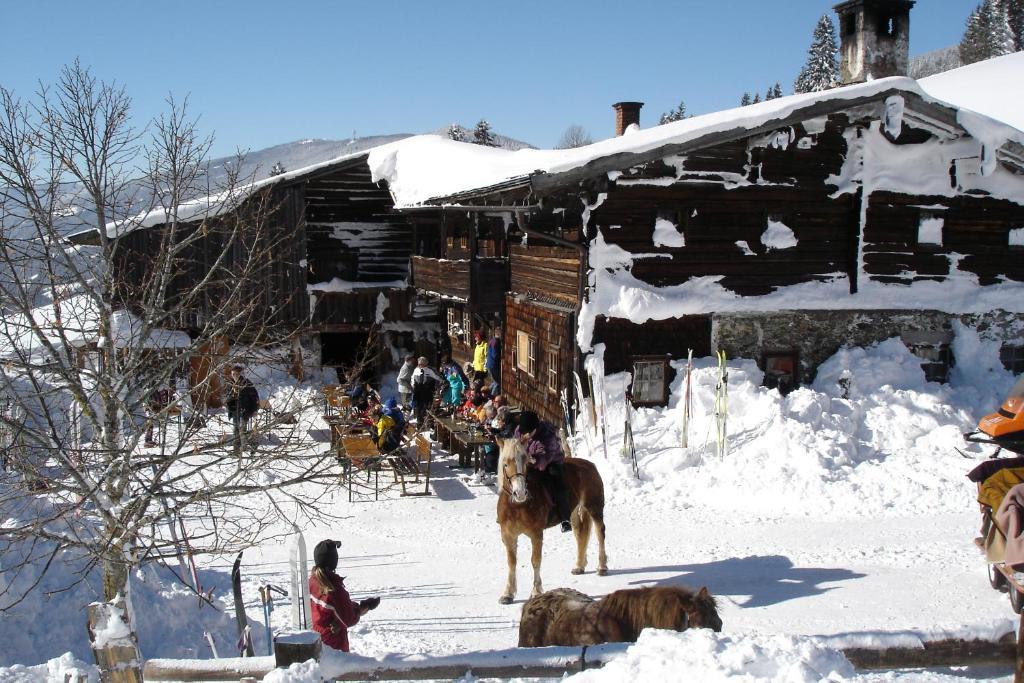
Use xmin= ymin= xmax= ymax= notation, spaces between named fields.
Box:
xmin=659 ymin=101 xmax=688 ymax=124
xmin=473 ymin=119 xmax=495 ymax=146
xmin=961 ymin=0 xmax=1017 ymax=64
xmin=794 ymin=15 xmax=839 ymax=94
xmin=1005 ymin=0 xmax=1024 ymax=49
xmin=752 ymin=93 xmax=762 ymax=104
xmin=269 ymin=161 xmax=286 ymax=177
xmin=765 ymin=83 xmax=783 ymax=100
xmin=447 ymin=123 xmax=465 ymax=142
xmin=740 ymin=93 xmax=752 ymax=107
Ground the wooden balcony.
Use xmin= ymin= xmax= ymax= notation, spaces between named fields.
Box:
xmin=411 ymin=256 xmax=507 ymax=313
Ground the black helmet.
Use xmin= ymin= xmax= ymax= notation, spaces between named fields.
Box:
xmin=518 ymin=411 xmax=539 ymax=435
xmin=313 ymin=539 xmax=340 ymax=571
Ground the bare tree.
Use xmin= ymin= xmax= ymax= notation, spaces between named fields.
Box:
xmin=0 ymin=63 xmax=341 ymax=675
xmin=555 ymin=124 xmax=594 ymax=149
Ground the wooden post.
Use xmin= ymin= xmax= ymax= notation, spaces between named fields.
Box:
xmin=87 ymin=600 xmax=143 ymax=683
xmin=1016 ymin=609 xmax=1024 ymax=683
xmin=274 ymin=630 xmax=322 ymax=669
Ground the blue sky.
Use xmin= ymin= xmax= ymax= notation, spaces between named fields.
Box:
xmin=2 ymin=1 xmax=979 ymax=158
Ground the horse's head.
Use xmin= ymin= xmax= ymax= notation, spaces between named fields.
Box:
xmin=687 ymin=586 xmax=723 ymax=633
xmin=497 ymin=436 xmax=530 ymax=504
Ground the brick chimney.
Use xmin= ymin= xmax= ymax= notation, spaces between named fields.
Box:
xmin=833 ymin=0 xmax=915 ymax=85
xmin=612 ymin=102 xmax=644 ymax=136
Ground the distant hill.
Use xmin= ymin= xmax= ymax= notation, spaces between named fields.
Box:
xmin=910 ymin=46 xmax=963 ymax=79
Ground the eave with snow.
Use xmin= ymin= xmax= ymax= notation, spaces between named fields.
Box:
xmin=370 ymin=71 xmax=1024 ymax=420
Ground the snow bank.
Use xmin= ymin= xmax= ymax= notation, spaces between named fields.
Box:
xmin=0 ymin=652 xmax=97 ymax=683
xmin=579 ymin=336 xmax=1011 ymax=520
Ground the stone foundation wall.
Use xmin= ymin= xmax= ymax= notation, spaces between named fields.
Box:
xmin=711 ymin=309 xmax=1024 ymax=385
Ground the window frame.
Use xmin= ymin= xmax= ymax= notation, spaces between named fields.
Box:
xmin=546 ymin=345 xmax=560 ymax=393
xmin=630 ymin=355 xmax=671 ymax=408
xmin=516 ymin=330 xmax=537 ymax=377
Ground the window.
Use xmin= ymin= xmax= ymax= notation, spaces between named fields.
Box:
xmin=907 ymin=342 xmax=954 ymax=383
xmin=917 ymin=212 xmax=944 ymax=246
xmin=631 ymin=356 xmax=670 ymax=407
xmin=516 ymin=331 xmax=537 ymax=376
xmin=763 ymin=351 xmax=799 ymax=395
xmin=1001 ymin=346 xmax=1024 ymax=375
xmin=446 ymin=308 xmax=459 ymax=337
xmin=463 ymin=312 xmax=473 ymax=343
xmin=546 ymin=347 xmax=560 ymax=393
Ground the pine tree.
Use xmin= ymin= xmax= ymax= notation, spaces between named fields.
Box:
xmin=794 ymin=14 xmax=840 ymax=94
xmin=447 ymin=123 xmax=465 ymax=142
xmin=473 ymin=119 xmax=495 ymax=146
xmin=752 ymin=93 xmax=762 ymax=104
xmin=659 ymin=101 xmax=688 ymax=124
xmin=764 ymin=82 xmax=783 ymax=100
xmin=961 ymin=0 xmax=1017 ymax=64
xmin=740 ymin=93 xmax=752 ymax=107
xmin=269 ymin=161 xmax=286 ymax=177
xmin=1004 ymin=0 xmax=1024 ymax=50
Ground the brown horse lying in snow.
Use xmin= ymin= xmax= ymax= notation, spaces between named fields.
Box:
xmin=518 ymin=585 xmax=722 ymax=647
xmin=496 ymin=437 xmax=608 ymax=604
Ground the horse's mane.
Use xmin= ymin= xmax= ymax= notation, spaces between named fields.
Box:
xmin=598 ymin=586 xmax=713 ymax=635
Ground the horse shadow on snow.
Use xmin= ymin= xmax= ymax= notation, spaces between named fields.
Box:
xmin=610 ymin=555 xmax=866 ymax=608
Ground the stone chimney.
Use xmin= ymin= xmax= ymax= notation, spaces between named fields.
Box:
xmin=833 ymin=0 xmax=915 ymax=85
xmin=612 ymin=102 xmax=644 ymax=136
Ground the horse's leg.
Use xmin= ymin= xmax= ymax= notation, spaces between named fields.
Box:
xmin=528 ymin=530 xmax=544 ymax=598
xmin=571 ymin=510 xmax=591 ymax=575
xmin=590 ymin=507 xmax=608 ymax=576
xmin=499 ymin=530 xmax=518 ymax=604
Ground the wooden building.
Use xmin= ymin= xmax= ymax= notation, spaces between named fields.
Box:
xmin=70 ymin=152 xmax=438 ymax=385
xmin=373 ymin=3 xmax=1024 ymax=423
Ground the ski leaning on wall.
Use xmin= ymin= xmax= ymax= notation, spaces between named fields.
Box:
xmin=289 ymin=527 xmax=310 ymax=630
xmin=231 ymin=551 xmax=254 ymax=657
xmin=681 ymin=349 xmax=693 ymax=449
xmin=714 ymin=350 xmax=729 ymax=457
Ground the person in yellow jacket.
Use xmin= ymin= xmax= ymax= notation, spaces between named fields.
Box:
xmin=472 ymin=329 xmax=488 ymax=387
xmin=370 ymin=406 xmax=399 ymax=452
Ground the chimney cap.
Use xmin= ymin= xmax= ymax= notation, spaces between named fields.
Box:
xmin=612 ymin=101 xmax=645 ymax=109
xmin=832 ymin=0 xmax=915 ymax=12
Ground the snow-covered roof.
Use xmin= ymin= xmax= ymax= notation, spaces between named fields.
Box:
xmin=919 ymin=51 xmax=1024 ymax=133
xmin=369 ymin=76 xmax=1024 ymax=208
xmin=68 ymin=147 xmax=377 ymax=242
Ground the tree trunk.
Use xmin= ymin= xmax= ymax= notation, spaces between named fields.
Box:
xmin=87 ymin=595 xmax=143 ymax=683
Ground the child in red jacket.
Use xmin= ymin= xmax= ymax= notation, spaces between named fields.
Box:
xmin=308 ymin=539 xmax=380 ymax=652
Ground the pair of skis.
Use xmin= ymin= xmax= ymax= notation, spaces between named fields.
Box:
xmin=229 ymin=528 xmax=310 ymax=659
xmin=714 ymin=350 xmax=729 ymax=457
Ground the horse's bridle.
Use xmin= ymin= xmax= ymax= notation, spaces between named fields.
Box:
xmin=501 ymin=454 xmax=530 ymax=501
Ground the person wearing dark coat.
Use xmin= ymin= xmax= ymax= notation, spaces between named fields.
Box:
xmin=410 ymin=357 xmax=442 ymax=427
xmin=514 ymin=411 xmax=572 ymax=532
xmin=486 ymin=329 xmax=502 ymax=394
xmin=309 ymin=539 xmax=380 ymax=653
xmin=226 ymin=365 xmax=259 ymax=447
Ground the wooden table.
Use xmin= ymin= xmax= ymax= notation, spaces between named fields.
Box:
xmin=338 ymin=434 xmax=384 ymax=501
xmin=450 ymin=427 xmax=494 ymax=470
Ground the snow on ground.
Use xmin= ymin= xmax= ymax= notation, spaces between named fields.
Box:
xmin=1 ymin=336 xmax=1021 ymax=681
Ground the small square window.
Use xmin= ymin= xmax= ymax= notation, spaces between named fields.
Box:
xmin=907 ymin=342 xmax=953 ymax=383
xmin=763 ymin=351 xmax=799 ymax=395
xmin=517 ymin=331 xmax=537 ymax=377
xmin=630 ymin=356 xmax=670 ymax=407
xmin=1001 ymin=346 xmax=1024 ymax=375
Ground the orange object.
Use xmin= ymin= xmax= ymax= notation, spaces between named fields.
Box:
xmin=979 ymin=376 xmax=1024 ymax=440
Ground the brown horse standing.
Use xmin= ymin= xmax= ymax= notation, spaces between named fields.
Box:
xmin=496 ymin=438 xmax=608 ymax=605
xmin=518 ymin=585 xmax=722 ymax=647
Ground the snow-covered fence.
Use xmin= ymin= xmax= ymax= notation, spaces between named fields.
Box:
xmin=143 ymin=643 xmax=630 ymax=681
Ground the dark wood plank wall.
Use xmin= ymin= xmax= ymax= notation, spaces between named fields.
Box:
xmin=589 ymin=117 xmax=858 ymax=296
xmin=503 ymin=295 xmax=574 ymax=425
xmin=471 ymin=259 xmax=510 ymax=314
xmin=864 ymin=191 xmax=1024 ymax=285
xmin=304 ymin=165 xmax=412 ymax=285
xmin=592 ymin=315 xmax=712 ymax=374
xmin=509 ymin=245 xmax=580 ymax=307
xmin=311 ymin=288 xmax=412 ymax=327
xmin=113 ymin=185 xmax=308 ymax=335
xmin=411 ymin=256 xmax=471 ymax=300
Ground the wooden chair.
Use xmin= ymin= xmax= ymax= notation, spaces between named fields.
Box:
xmin=338 ymin=434 xmax=385 ymax=502
xmin=387 ymin=433 xmax=433 ymax=497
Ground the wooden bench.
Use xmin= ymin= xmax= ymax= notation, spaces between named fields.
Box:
xmin=387 ymin=434 xmax=433 ymax=497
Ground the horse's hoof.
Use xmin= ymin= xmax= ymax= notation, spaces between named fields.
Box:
xmin=597 ymin=568 xmax=609 ymax=576
xmin=498 ymin=595 xmax=513 ymax=605
xmin=571 ymin=567 xmax=584 ymax=575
